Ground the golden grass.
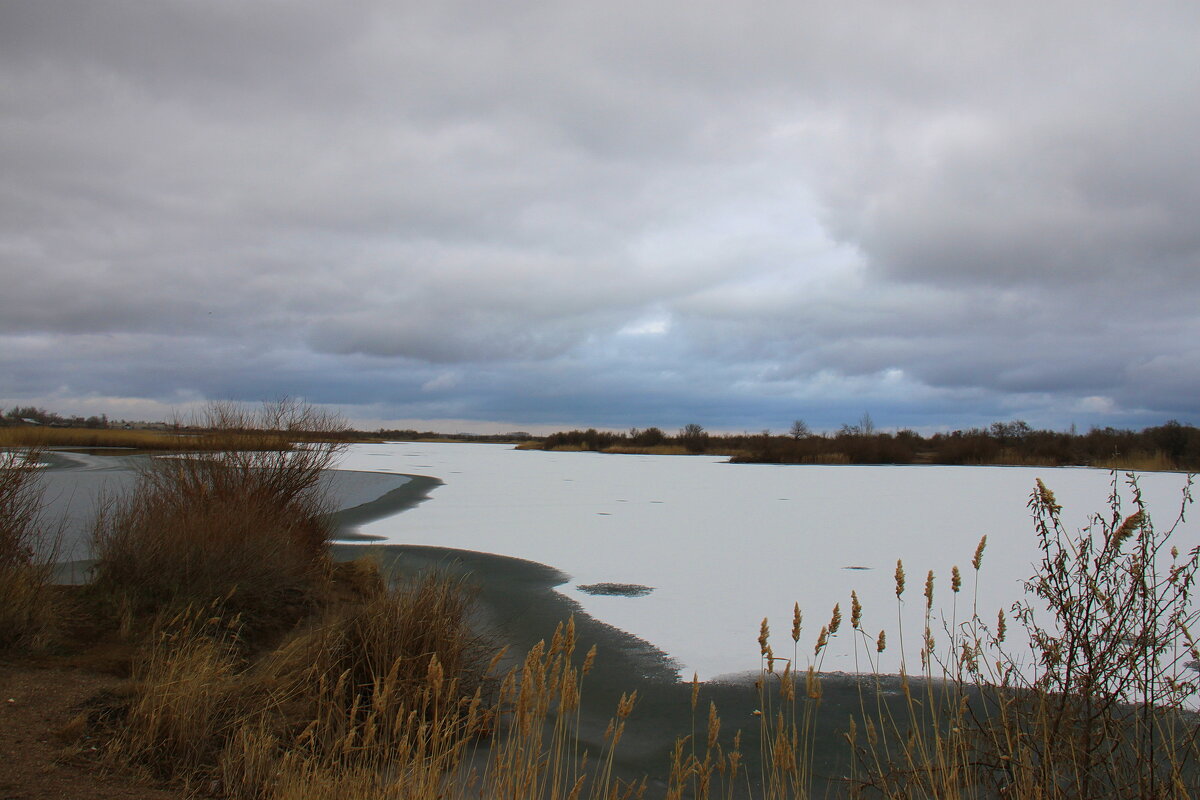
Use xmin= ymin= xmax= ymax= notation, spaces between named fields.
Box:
xmin=100 ymin=572 xmax=624 ymax=800
xmin=105 ymin=576 xmax=1200 ymax=800
xmin=1097 ymin=450 xmax=1179 ymax=472
xmin=600 ymin=445 xmax=749 ymax=457
xmin=602 ymin=445 xmax=692 ymax=456
xmin=0 ymin=426 xmax=205 ymax=451
xmin=0 ymin=425 xmax=355 ymax=452
xmin=0 ymin=562 xmax=59 ymax=651
xmin=105 ymin=604 xmax=254 ymax=782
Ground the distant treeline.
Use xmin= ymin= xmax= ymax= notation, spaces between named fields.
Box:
xmin=531 ymin=420 xmax=1200 ymax=471
xmin=365 ymin=429 xmax=537 ymax=444
xmin=1 ymin=406 xmax=110 ymax=429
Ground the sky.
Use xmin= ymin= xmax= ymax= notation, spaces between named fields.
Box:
xmin=3 ymin=1 xmax=1199 ymax=434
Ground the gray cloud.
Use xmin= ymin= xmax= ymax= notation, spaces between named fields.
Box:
xmin=2 ymin=1 xmax=1197 ymax=431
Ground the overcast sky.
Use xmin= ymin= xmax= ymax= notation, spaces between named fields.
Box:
xmin=3 ymin=1 xmax=1199 ymax=433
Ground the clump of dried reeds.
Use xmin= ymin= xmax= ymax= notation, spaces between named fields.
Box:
xmin=0 ymin=447 xmax=59 ymax=650
xmin=89 ymin=400 xmax=346 ymax=633
xmin=99 ymin=570 xmax=491 ymax=795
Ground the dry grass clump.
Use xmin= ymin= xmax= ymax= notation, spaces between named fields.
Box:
xmin=89 ymin=400 xmax=346 ymax=633
xmin=101 ymin=570 xmax=515 ymax=800
xmin=219 ymin=608 xmax=645 ymax=800
xmin=90 ymin=457 xmax=334 ymax=632
xmin=104 ymin=603 xmax=256 ymax=783
xmin=309 ymin=572 xmax=489 ymax=708
xmin=1098 ymin=451 xmax=1179 ymax=472
xmin=0 ymin=447 xmax=59 ymax=650
xmin=602 ymin=445 xmax=692 ymax=456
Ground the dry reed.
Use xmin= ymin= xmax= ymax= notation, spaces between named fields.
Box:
xmin=0 ymin=447 xmax=60 ymax=650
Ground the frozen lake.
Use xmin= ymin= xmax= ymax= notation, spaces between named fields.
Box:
xmin=337 ymin=442 xmax=1198 ymax=682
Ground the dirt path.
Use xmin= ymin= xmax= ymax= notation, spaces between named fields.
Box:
xmin=0 ymin=664 xmax=181 ymax=800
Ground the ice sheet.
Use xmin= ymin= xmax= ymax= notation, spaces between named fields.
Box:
xmin=336 ymin=442 xmax=1197 ymax=682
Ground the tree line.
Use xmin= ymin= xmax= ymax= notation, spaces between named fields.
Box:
xmin=535 ymin=419 xmax=1200 ymax=471
xmin=1 ymin=406 xmax=109 ymax=429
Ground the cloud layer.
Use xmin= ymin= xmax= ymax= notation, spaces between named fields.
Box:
xmin=3 ymin=1 xmax=1198 ymax=431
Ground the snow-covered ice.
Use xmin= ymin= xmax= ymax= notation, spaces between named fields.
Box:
xmin=337 ymin=442 xmax=1198 ymax=682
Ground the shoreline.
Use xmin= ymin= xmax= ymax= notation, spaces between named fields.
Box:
xmin=330 ymin=472 xmax=444 ymax=541
xmin=328 ymin=542 xmax=893 ymax=796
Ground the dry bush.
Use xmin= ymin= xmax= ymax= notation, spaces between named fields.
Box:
xmin=0 ymin=448 xmax=45 ymax=569
xmin=0 ymin=447 xmax=59 ymax=650
xmin=90 ymin=400 xmax=346 ymax=632
xmin=979 ymin=474 xmax=1200 ymax=798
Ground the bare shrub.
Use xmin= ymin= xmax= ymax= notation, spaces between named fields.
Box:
xmin=981 ymin=474 xmax=1200 ymax=798
xmin=0 ymin=448 xmax=45 ymax=569
xmin=90 ymin=400 xmax=346 ymax=632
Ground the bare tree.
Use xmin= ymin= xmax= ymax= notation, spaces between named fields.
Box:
xmin=678 ymin=423 xmax=708 ymax=453
xmin=859 ymin=411 xmax=875 ymax=436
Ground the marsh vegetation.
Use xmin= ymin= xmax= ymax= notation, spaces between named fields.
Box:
xmin=2 ymin=405 xmax=1199 ymax=798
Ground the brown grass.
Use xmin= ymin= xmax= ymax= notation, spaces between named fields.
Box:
xmin=89 ymin=456 xmax=334 ymax=633
xmin=104 ymin=604 xmax=255 ymax=783
xmin=0 ymin=447 xmax=60 ymax=650
xmin=89 ymin=401 xmax=347 ymax=634
xmin=602 ymin=445 xmax=693 ymax=456
xmin=99 ymin=570 xmax=503 ymax=799
xmin=1097 ymin=450 xmax=1179 ymax=472
xmin=0 ymin=426 xmax=298 ymax=452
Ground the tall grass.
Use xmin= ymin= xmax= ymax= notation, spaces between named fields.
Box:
xmin=0 ymin=426 xmax=202 ymax=451
xmin=0 ymin=447 xmax=59 ymax=650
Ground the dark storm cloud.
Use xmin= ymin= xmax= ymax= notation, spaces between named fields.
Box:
xmin=2 ymin=1 xmax=1198 ymax=430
